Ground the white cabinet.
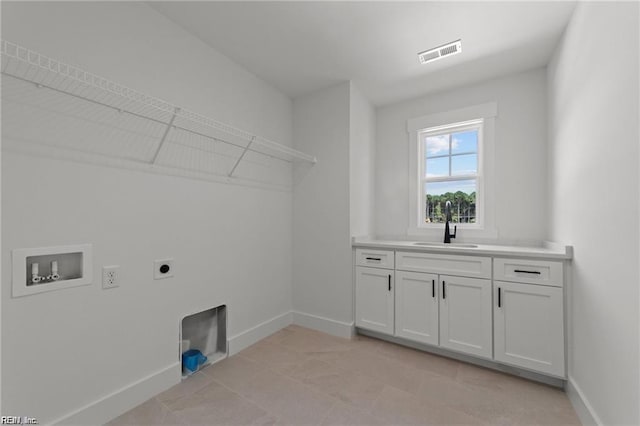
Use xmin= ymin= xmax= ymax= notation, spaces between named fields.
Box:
xmin=439 ymin=275 xmax=493 ymax=359
xmin=494 ymin=281 xmax=565 ymax=377
xmin=395 ymin=271 xmax=439 ymax=345
xmin=355 ymin=266 xmax=394 ymax=335
xmin=353 ymin=246 xmax=568 ymax=378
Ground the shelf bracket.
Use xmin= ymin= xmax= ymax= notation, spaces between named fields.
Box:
xmin=228 ymin=135 xmax=256 ymax=178
xmin=151 ymin=107 xmax=180 ymax=164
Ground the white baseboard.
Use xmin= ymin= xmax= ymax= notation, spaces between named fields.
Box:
xmin=228 ymin=311 xmax=293 ymax=355
xmin=566 ymin=376 xmax=602 ymax=426
xmin=51 ymin=362 xmax=180 ymax=426
xmin=48 ymin=312 xmax=293 ymax=425
xmin=292 ymin=311 xmax=355 ymax=339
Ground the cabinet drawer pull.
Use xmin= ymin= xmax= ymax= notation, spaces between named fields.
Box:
xmin=514 ymin=269 xmax=541 ymax=275
xmin=442 ymin=281 xmax=446 ymax=299
xmin=432 ymin=279 xmax=435 ymax=298
xmin=388 ymin=274 xmax=391 ymax=291
xmin=366 ymin=257 xmax=382 ymax=261
xmin=498 ymin=287 xmax=501 ymax=307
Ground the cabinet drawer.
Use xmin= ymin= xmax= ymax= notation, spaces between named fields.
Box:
xmin=355 ymin=248 xmax=395 ymax=269
xmin=493 ymin=258 xmax=563 ymax=287
xmin=396 ymin=251 xmax=491 ymax=279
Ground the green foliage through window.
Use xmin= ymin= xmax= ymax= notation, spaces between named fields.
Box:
xmin=425 ymin=191 xmax=476 ymax=223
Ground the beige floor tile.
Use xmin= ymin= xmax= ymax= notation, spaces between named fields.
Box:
xmin=371 ymin=385 xmax=486 ymax=425
xmin=417 ymin=370 xmax=515 ymax=422
xmin=115 ymin=326 xmax=580 ymax=426
xmin=240 ymin=341 xmax=311 ymax=375
xmin=319 ymin=401 xmax=386 ymax=426
xmin=287 ymin=358 xmax=385 ymax=410
xmin=454 ymin=363 xmax=580 ymax=425
xmin=376 ymin=341 xmax=460 ymax=379
xmin=164 ymin=380 xmax=276 ymax=426
xmin=457 ymin=363 xmax=574 ymax=412
xmin=348 ymin=334 xmax=386 ymax=351
xmin=276 ymin=328 xmax=351 ymax=356
xmin=201 ymin=354 xmax=264 ymax=391
xmin=231 ymin=369 xmax=338 ymax=425
xmin=329 ymin=344 xmax=423 ymax=394
xmin=258 ymin=327 xmax=298 ymax=346
xmin=107 ymin=397 xmax=182 ymax=426
xmin=156 ymin=372 xmax=213 ymax=406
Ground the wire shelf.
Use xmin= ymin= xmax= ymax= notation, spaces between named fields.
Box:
xmin=1 ymin=40 xmax=316 ymax=190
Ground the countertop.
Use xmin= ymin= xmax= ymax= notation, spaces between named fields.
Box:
xmin=352 ymin=237 xmax=573 ymax=260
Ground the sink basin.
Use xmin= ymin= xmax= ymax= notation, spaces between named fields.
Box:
xmin=413 ymin=242 xmax=478 ymax=248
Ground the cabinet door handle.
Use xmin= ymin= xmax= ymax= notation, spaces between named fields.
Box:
xmin=514 ymin=269 xmax=541 ymax=275
xmin=442 ymin=280 xmax=446 ymax=299
xmin=498 ymin=287 xmax=502 ymax=308
xmin=432 ymin=279 xmax=435 ymax=298
xmin=366 ymin=257 xmax=382 ymax=261
xmin=388 ymin=274 xmax=391 ymax=291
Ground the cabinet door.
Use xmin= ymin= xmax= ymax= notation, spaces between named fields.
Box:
xmin=439 ymin=275 xmax=492 ymax=358
xmin=494 ymin=281 xmax=565 ymax=377
xmin=355 ymin=267 xmax=394 ymax=335
xmin=395 ymin=271 xmax=439 ymax=345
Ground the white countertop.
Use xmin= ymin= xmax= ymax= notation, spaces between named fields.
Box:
xmin=352 ymin=237 xmax=573 ymax=260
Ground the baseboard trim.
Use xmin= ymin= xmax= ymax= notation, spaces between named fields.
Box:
xmin=49 ymin=312 xmax=293 ymax=425
xmin=228 ymin=311 xmax=293 ymax=355
xmin=566 ymin=376 xmax=602 ymax=426
xmin=51 ymin=362 xmax=180 ymax=426
xmin=292 ymin=311 xmax=355 ymax=339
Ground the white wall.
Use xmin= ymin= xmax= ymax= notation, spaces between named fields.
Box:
xmin=375 ymin=69 xmax=548 ymax=244
xmin=349 ymin=84 xmax=376 ymax=237
xmin=547 ymin=3 xmax=639 ymax=425
xmin=291 ymin=81 xmax=375 ymax=337
xmin=292 ymin=82 xmax=353 ymax=333
xmin=2 ymin=2 xmax=294 ymax=424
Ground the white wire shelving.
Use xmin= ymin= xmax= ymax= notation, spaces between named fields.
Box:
xmin=0 ymin=40 xmax=316 ymax=190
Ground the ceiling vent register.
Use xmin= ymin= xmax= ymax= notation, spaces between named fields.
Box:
xmin=418 ymin=39 xmax=462 ymax=64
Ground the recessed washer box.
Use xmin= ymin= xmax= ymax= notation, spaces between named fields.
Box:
xmin=12 ymin=244 xmax=92 ymax=298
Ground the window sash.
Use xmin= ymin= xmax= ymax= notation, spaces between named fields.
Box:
xmin=419 ymin=121 xmax=483 ymax=228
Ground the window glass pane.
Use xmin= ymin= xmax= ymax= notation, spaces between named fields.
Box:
xmin=451 ymin=130 xmax=477 ymax=154
xmin=451 ymin=154 xmax=477 ymax=176
xmin=425 ymin=134 xmax=449 ymax=157
xmin=424 ymin=180 xmax=477 ymax=224
xmin=426 ymin=156 xmax=449 ymax=177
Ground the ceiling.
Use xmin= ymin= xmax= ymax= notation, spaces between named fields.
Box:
xmin=151 ymin=1 xmax=576 ymax=106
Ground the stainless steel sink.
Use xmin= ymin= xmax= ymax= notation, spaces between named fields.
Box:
xmin=413 ymin=242 xmax=478 ymax=248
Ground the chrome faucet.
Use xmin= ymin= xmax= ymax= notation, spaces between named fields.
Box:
xmin=444 ymin=201 xmax=457 ymax=243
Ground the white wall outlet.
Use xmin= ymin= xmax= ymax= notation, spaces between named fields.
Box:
xmin=154 ymin=259 xmax=174 ymax=280
xmin=102 ymin=265 xmax=120 ymax=289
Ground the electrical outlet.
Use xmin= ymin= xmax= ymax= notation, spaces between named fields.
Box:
xmin=102 ymin=265 xmax=120 ymax=289
xmin=154 ymin=259 xmax=174 ymax=280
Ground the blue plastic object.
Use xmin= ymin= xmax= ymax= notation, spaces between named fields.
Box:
xmin=182 ymin=349 xmax=207 ymax=374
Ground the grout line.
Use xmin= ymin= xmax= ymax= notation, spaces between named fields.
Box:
xmin=209 ymin=376 xmax=290 ymax=425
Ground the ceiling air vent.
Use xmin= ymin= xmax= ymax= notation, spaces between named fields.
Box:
xmin=418 ymin=39 xmax=462 ymax=64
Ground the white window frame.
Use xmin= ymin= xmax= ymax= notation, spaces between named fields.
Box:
xmin=419 ymin=119 xmax=483 ymax=229
xmin=407 ymin=102 xmax=497 ymax=239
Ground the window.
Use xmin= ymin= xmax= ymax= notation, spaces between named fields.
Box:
xmin=419 ymin=119 xmax=483 ymax=227
xmin=407 ymin=102 xmax=496 ymax=237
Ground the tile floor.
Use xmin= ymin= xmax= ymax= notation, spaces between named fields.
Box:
xmin=108 ymin=325 xmax=581 ymax=425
